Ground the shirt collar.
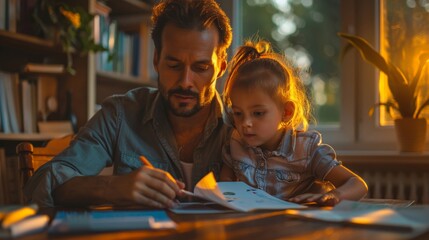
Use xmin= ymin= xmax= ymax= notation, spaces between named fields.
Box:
xmin=240 ymin=129 xmax=295 ymax=158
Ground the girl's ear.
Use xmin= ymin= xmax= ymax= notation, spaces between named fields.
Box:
xmin=283 ymin=101 xmax=295 ymax=123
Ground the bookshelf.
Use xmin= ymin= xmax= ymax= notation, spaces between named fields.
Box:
xmin=0 ymin=0 xmax=156 ymax=137
xmin=94 ymin=1 xmax=156 ymax=108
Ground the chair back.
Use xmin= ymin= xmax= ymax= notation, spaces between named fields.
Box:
xmin=16 ymin=134 xmax=74 ymax=189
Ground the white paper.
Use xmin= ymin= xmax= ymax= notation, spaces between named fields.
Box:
xmin=286 ymin=200 xmax=429 ymax=232
xmin=175 ymin=172 xmax=306 ymax=213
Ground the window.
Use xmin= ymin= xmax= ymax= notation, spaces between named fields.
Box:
xmin=224 ymin=0 xmax=429 ymax=150
xmin=379 ymin=0 xmax=429 ymax=126
xmin=240 ymin=0 xmax=341 ymax=126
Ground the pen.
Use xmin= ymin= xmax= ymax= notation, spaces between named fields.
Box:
xmin=139 ymin=156 xmax=153 ymax=168
xmin=139 ymin=156 xmax=191 ymax=196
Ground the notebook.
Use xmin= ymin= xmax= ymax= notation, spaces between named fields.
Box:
xmin=49 ymin=210 xmax=176 ymax=234
xmin=171 ymin=172 xmax=306 ymax=213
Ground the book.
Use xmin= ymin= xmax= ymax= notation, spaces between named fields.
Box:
xmin=36 ymin=75 xmax=58 ymax=121
xmin=0 ymin=71 xmax=20 ymax=133
xmin=0 ymin=148 xmax=5 ymax=204
xmin=1 ymin=204 xmax=38 ymax=228
xmin=0 ymin=204 xmax=49 ymax=238
xmin=1 ymin=215 xmax=49 ymax=238
xmin=174 ymin=172 xmax=306 ymax=213
xmin=49 ymin=210 xmax=176 ymax=234
xmin=23 ymin=63 xmax=65 ymax=74
xmin=0 ymin=71 xmax=21 ymax=133
xmin=21 ymin=79 xmax=36 ymax=133
xmin=37 ymin=121 xmax=73 ymax=134
xmin=285 ymin=200 xmax=429 ymax=232
xmin=0 ymin=0 xmax=5 ymax=30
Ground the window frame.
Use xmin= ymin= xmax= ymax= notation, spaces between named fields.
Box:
xmin=220 ymin=0 xmax=429 ymax=151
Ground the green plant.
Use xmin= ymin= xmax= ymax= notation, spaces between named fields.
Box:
xmin=33 ymin=0 xmax=107 ymax=74
xmin=338 ymin=32 xmax=429 ymax=119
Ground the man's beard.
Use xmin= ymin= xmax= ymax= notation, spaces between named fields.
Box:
xmin=164 ymin=87 xmax=202 ymax=117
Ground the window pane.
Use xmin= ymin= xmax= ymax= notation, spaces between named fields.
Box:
xmin=240 ymin=0 xmax=341 ymax=125
xmin=379 ymin=0 xmax=429 ymax=125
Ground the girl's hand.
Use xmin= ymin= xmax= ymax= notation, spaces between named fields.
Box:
xmin=288 ymin=192 xmax=340 ymax=207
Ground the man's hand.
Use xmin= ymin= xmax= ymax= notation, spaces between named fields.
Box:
xmin=132 ymin=166 xmax=185 ymax=208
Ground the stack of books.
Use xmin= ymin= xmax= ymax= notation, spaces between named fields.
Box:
xmin=0 ymin=204 xmax=49 ymax=238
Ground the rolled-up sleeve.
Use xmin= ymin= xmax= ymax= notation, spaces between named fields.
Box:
xmin=23 ymin=97 xmax=119 ymax=207
xmin=23 ymin=163 xmax=83 ymax=207
xmin=308 ymin=132 xmax=341 ymax=180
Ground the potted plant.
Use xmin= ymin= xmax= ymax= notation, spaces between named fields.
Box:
xmin=33 ymin=0 xmax=107 ymax=75
xmin=338 ymin=32 xmax=429 ymax=152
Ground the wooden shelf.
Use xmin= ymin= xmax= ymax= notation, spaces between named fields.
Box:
xmin=0 ymin=133 xmax=69 ymax=141
xmin=0 ymin=30 xmax=62 ymax=54
xmin=0 ymin=31 xmax=65 ymax=72
xmin=96 ymin=70 xmax=155 ymax=103
xmin=0 ymin=0 xmax=155 ymax=131
xmin=96 ymin=70 xmax=153 ymax=86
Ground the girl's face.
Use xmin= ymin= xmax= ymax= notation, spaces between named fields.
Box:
xmin=230 ymin=87 xmax=286 ymax=151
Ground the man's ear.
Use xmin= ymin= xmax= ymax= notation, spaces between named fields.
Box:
xmin=153 ymin=50 xmax=159 ymax=73
xmin=217 ymin=58 xmax=227 ymax=78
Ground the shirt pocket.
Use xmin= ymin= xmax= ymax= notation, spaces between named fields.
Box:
xmin=232 ymin=160 xmax=256 ymax=181
xmin=119 ymin=152 xmax=169 ymax=171
xmin=119 ymin=152 xmax=142 ymax=170
xmin=274 ymin=170 xmax=300 ymax=183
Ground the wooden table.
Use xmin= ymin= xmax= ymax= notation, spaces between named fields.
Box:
xmin=17 ymin=208 xmax=429 ymax=240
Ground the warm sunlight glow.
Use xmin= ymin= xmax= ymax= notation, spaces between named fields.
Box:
xmin=349 ymin=209 xmax=394 ymax=225
xmin=379 ymin=0 xmax=429 ymax=125
xmin=1 ymin=207 xmax=37 ymax=228
xmin=349 ymin=208 xmax=420 ymax=230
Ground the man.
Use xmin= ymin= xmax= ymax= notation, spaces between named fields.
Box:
xmin=24 ymin=0 xmax=232 ymax=208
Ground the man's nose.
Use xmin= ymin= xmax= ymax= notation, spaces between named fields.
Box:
xmin=179 ymin=67 xmax=194 ymax=87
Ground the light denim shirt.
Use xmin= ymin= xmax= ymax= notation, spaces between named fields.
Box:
xmin=24 ymin=87 xmax=231 ymax=207
xmin=223 ymin=129 xmax=340 ymax=201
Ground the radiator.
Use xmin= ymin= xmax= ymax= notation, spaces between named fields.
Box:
xmin=338 ymin=151 xmax=429 ymax=205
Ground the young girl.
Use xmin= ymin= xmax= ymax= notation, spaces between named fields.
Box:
xmin=221 ymin=40 xmax=368 ymax=206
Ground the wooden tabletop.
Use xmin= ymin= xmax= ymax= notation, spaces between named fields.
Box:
xmin=17 ymin=209 xmax=429 ymax=240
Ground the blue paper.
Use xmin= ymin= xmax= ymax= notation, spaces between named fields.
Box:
xmin=49 ymin=210 xmax=176 ymax=234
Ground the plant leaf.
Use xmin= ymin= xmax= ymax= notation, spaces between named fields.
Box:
xmin=410 ymin=52 xmax=429 ymax=96
xmin=415 ymin=98 xmax=429 ymax=119
xmin=338 ymin=33 xmax=390 ymax=74
xmin=339 ymin=32 xmax=415 ymax=118
xmin=387 ymin=65 xmax=414 ymax=118
xmin=368 ymin=102 xmax=399 ymax=118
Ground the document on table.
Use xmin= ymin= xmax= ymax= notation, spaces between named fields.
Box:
xmin=285 ymin=200 xmax=429 ymax=232
xmin=170 ymin=172 xmax=306 ymax=214
xmin=49 ymin=210 xmax=176 ymax=234
xmin=0 ymin=204 xmax=49 ymax=238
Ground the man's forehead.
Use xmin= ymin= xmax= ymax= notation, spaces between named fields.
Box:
xmin=159 ymin=24 xmax=220 ymax=61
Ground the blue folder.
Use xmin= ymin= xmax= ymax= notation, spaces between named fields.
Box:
xmin=49 ymin=210 xmax=176 ymax=234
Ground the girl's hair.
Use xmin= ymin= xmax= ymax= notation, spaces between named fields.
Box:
xmin=223 ymin=40 xmax=311 ymax=131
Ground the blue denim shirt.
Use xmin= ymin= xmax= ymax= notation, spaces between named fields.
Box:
xmin=223 ymin=129 xmax=340 ymax=201
xmin=24 ymin=87 xmax=231 ymax=207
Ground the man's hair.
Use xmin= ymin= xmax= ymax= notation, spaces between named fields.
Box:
xmin=151 ymin=0 xmax=232 ymax=60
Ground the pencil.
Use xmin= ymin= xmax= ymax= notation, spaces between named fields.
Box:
xmin=139 ymin=155 xmax=191 ymax=196
xmin=139 ymin=156 xmax=153 ymax=168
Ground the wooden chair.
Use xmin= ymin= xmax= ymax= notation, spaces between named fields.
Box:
xmin=16 ymin=134 xmax=74 ymax=190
